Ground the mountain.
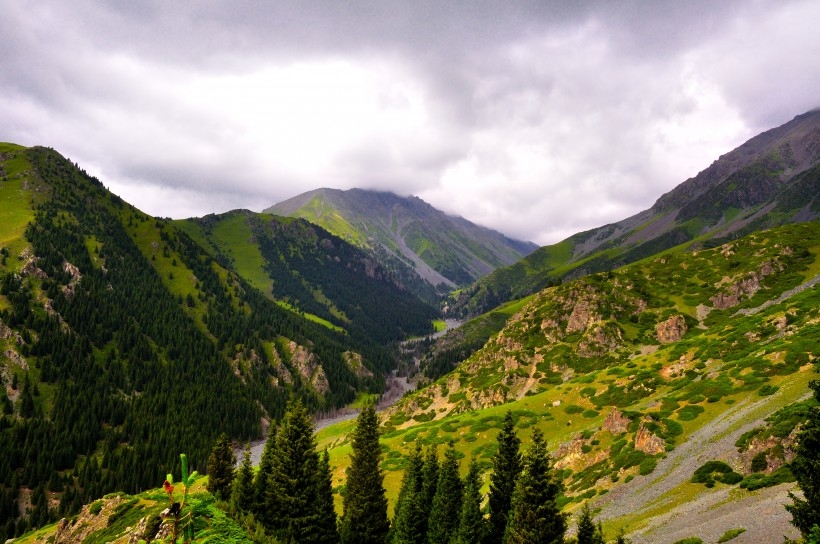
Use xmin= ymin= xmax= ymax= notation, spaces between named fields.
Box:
xmin=265 ymin=188 xmax=538 ymax=298
xmin=452 ymin=108 xmax=820 ymax=318
xmin=0 ymin=144 xmax=437 ymax=540
xmin=379 ymin=219 xmax=820 ymax=542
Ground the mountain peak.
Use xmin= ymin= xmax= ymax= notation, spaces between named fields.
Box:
xmin=265 ymin=188 xmax=537 ymax=296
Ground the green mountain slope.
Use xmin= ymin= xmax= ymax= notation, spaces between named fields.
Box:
xmin=0 ymin=145 xmax=436 ymax=540
xmin=265 ymin=188 xmax=538 ymax=298
xmin=453 ymin=109 xmax=820 ymax=318
xmin=319 ymin=220 xmax=820 ymax=543
xmin=175 ymin=210 xmax=440 ymax=345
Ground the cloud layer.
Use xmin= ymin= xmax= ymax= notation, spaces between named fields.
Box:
xmin=1 ymin=0 xmax=818 ymax=244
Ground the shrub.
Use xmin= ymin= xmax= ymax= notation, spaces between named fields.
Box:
xmin=564 ymin=404 xmax=585 ymax=414
xmin=758 ymin=384 xmax=779 ymax=396
xmin=673 ymin=538 xmax=703 ymax=544
xmin=639 ymin=457 xmax=658 ymax=476
xmin=677 ymin=405 xmax=705 ymax=421
xmin=718 ymin=528 xmax=746 ymax=542
xmin=582 ymin=409 xmax=600 ymax=418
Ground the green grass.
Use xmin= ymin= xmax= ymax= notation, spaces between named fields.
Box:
xmin=0 ymin=144 xmax=37 ymax=258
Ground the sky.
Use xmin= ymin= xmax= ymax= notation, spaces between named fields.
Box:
xmin=1 ymin=1 xmax=818 ymax=246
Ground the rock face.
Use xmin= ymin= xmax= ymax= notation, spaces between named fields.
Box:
xmin=287 ymin=340 xmax=330 ymax=395
xmin=656 ymin=315 xmax=687 ymax=344
xmin=603 ymin=408 xmax=631 ymax=434
xmin=634 ymin=420 xmax=666 ymax=455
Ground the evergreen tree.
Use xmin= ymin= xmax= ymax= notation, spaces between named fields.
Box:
xmin=576 ymin=503 xmax=604 ymax=544
xmin=787 ymin=380 xmax=820 ymax=538
xmin=267 ymin=400 xmax=337 ymax=544
xmin=255 ymin=426 xmax=277 ymax=516
xmin=428 ymin=442 xmax=464 ymax=544
xmin=340 ymin=404 xmax=389 ymax=544
xmin=206 ymin=433 xmax=236 ymax=501
xmin=487 ymin=411 xmax=522 ymax=544
xmin=503 ymin=429 xmax=566 ymax=544
xmin=232 ymin=443 xmax=255 ymax=513
xmin=391 ymin=443 xmax=426 ymax=544
xmin=420 ymin=444 xmax=440 ymax=533
xmin=310 ymin=450 xmax=340 ymax=544
xmin=453 ymin=458 xmax=486 ymax=544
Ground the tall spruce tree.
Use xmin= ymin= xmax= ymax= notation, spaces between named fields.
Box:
xmin=503 ymin=428 xmax=566 ymax=544
xmin=232 ymin=443 xmax=255 ymax=513
xmin=420 ymin=444 xmax=440 ymax=535
xmin=266 ymin=400 xmax=337 ymax=543
xmin=255 ymin=426 xmax=277 ymax=517
xmin=576 ymin=503 xmax=604 ymax=544
xmin=340 ymin=404 xmax=390 ymax=544
xmin=206 ymin=433 xmax=236 ymax=501
xmin=454 ymin=458 xmax=486 ymax=544
xmin=310 ymin=450 xmax=340 ymax=544
xmin=787 ymin=380 xmax=820 ymax=538
xmin=391 ymin=443 xmax=426 ymax=544
xmin=428 ymin=442 xmax=464 ymax=544
xmin=487 ymin=411 xmax=523 ymax=544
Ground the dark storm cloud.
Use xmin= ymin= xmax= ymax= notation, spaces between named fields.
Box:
xmin=1 ymin=0 xmax=818 ymax=244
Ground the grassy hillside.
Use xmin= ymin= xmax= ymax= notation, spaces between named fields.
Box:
xmin=315 ymin=220 xmax=820 ymax=542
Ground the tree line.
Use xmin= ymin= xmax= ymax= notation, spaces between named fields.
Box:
xmin=209 ymin=406 xmax=632 ymax=544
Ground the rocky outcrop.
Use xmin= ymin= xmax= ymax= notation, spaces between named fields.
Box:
xmin=287 ymin=340 xmax=330 ymax=395
xmin=554 ymin=434 xmax=609 ymax=472
xmin=710 ymin=261 xmax=776 ymax=310
xmin=603 ymin=408 xmax=631 ymax=434
xmin=54 ymin=495 xmax=128 ymax=543
xmin=656 ymin=315 xmax=687 ymax=344
xmin=634 ymin=420 xmax=666 ymax=455
xmin=343 ymin=351 xmax=373 ymax=379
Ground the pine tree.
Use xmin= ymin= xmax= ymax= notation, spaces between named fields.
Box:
xmin=787 ymin=380 xmax=820 ymax=538
xmin=340 ymin=404 xmax=389 ymax=544
xmin=311 ymin=450 xmax=340 ymax=544
xmin=391 ymin=443 xmax=426 ymax=544
xmin=206 ymin=433 xmax=236 ymax=501
xmin=267 ymin=400 xmax=338 ymax=544
xmin=428 ymin=442 xmax=464 ymax=544
xmin=255 ymin=426 xmax=277 ymax=518
xmin=453 ymin=458 xmax=486 ymax=544
xmin=576 ymin=503 xmax=604 ymax=544
xmin=232 ymin=443 xmax=255 ymax=513
xmin=487 ymin=411 xmax=522 ymax=544
xmin=503 ymin=428 xmax=566 ymax=544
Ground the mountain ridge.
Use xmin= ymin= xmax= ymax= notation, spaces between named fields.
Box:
xmin=265 ymin=187 xmax=538 ymax=297
xmin=451 ymin=109 xmax=820 ymax=319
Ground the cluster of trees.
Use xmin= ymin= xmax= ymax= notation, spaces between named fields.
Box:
xmin=209 ymin=407 xmax=627 ymax=544
xmin=0 ymin=146 xmax=430 ymax=540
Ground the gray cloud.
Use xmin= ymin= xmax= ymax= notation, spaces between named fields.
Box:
xmin=1 ymin=0 xmax=818 ymax=245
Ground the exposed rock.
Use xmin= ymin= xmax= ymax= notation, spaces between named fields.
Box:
xmin=54 ymin=495 xmax=127 ymax=543
xmin=579 ymin=322 xmax=623 ymax=356
xmin=711 ymin=262 xmax=776 ymax=310
xmin=634 ymin=420 xmax=666 ymax=455
xmin=287 ymin=340 xmax=330 ymax=395
xmin=603 ymin=408 xmax=631 ymax=434
xmin=343 ymin=351 xmax=373 ymax=379
xmin=566 ymin=297 xmax=601 ymax=333
xmin=554 ymin=434 xmax=609 ymax=472
xmin=656 ymin=315 xmax=687 ymax=344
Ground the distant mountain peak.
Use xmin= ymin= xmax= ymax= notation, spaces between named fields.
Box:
xmin=265 ymin=187 xmax=537 ymax=297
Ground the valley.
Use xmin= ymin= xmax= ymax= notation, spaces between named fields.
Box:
xmin=1 ymin=108 xmax=819 ymax=544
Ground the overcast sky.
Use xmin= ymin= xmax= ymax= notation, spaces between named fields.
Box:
xmin=2 ymin=1 xmax=818 ymax=245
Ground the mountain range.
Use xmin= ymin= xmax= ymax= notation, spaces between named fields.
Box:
xmin=265 ymin=188 xmax=538 ymax=300
xmin=0 ymin=108 xmax=819 ymax=543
